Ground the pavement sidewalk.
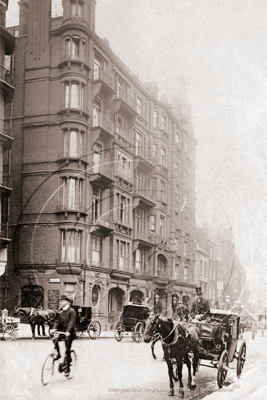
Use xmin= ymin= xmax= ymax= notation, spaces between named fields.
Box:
xmin=16 ymin=323 xmax=115 ymax=339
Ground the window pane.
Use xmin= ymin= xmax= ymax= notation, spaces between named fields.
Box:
xmin=71 ymin=83 xmax=78 ymax=108
xmin=69 ymin=130 xmax=78 ymax=157
xmin=68 ymin=178 xmax=76 ymax=208
xmin=65 ymin=82 xmax=69 ymax=107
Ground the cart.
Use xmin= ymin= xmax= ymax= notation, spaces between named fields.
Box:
xmin=0 ymin=316 xmax=20 ymax=341
xmin=188 ymin=309 xmax=246 ymax=388
xmin=72 ymin=306 xmax=101 ymax=339
xmin=114 ymin=303 xmax=150 ymax=343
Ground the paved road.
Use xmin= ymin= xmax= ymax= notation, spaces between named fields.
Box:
xmin=0 ymin=323 xmax=250 ymax=400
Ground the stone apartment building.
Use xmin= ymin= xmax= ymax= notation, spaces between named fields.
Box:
xmin=0 ymin=0 xmax=15 ymax=309
xmin=6 ymin=0 xmax=196 ymax=329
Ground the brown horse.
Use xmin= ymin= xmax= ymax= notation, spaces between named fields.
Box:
xmin=144 ymin=315 xmax=201 ymax=397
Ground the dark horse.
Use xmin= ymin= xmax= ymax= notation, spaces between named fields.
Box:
xmin=144 ymin=314 xmax=201 ymax=397
xmin=14 ymin=307 xmax=56 ymax=339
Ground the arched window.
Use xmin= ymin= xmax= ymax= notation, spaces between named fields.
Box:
xmin=157 ymin=255 xmax=166 ymax=277
xmin=92 ymin=285 xmax=100 ymax=307
xmin=21 ymin=285 xmax=44 ymax=308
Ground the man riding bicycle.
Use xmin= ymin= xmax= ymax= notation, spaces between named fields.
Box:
xmin=50 ymin=295 xmax=77 ymax=374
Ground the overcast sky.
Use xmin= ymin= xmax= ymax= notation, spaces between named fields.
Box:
xmin=6 ymin=0 xmax=267 ymax=306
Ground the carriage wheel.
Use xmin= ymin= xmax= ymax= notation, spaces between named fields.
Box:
xmin=76 ymin=331 xmax=84 ymax=339
xmin=133 ymin=322 xmax=144 ymax=343
xmin=237 ymin=340 xmax=246 ymax=378
xmin=217 ymin=350 xmax=229 ymax=388
xmin=114 ymin=321 xmax=124 ymax=342
xmin=41 ymin=354 xmax=54 ymax=385
xmin=4 ymin=325 xmax=16 ymax=341
xmin=88 ymin=321 xmax=101 ymax=340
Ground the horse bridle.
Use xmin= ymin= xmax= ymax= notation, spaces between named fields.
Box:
xmin=146 ymin=315 xmax=184 ymax=347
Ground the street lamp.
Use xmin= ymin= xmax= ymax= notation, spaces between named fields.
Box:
xmin=225 ymin=295 xmax=230 ymax=311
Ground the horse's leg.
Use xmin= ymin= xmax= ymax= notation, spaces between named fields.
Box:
xmin=165 ymin=351 xmax=174 ymax=396
xmin=185 ymin=353 xmax=192 ymax=388
xmin=37 ymin=322 xmax=41 ymax=336
xmin=191 ymin=350 xmax=199 ymax=390
xmin=42 ymin=323 xmax=47 ymax=336
xmin=151 ymin=339 xmax=156 ymax=360
xmin=177 ymin=358 xmax=184 ymax=398
xmin=30 ymin=322 xmax=35 ymax=340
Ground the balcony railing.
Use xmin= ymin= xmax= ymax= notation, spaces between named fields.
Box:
xmin=57 ymin=151 xmax=88 ymax=164
xmin=0 ymin=224 xmax=9 ymax=239
xmin=56 ymin=204 xmax=87 ymax=214
xmin=59 ymin=103 xmax=89 ymax=115
xmin=0 ymin=174 xmax=12 ymax=188
xmin=94 ymin=67 xmax=114 ymax=90
xmin=0 ymin=66 xmax=15 ymax=87
xmin=92 ymin=115 xmax=114 ymax=134
xmin=89 ymin=214 xmax=113 ymax=228
xmin=88 ymin=162 xmax=114 ymax=178
xmin=116 ymin=89 xmax=137 ymax=111
xmin=60 ymin=54 xmax=86 ymax=64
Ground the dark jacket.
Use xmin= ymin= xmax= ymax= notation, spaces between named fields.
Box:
xmin=53 ymin=306 xmax=77 ymax=337
xmin=191 ymin=297 xmax=210 ymax=318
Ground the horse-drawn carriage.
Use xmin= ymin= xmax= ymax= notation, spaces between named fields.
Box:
xmin=114 ymin=303 xmax=150 ymax=342
xmin=191 ymin=309 xmax=246 ymax=388
xmin=72 ymin=306 xmax=101 ymax=339
xmin=0 ymin=313 xmax=20 ymax=341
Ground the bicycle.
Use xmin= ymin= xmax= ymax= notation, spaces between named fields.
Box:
xmin=41 ymin=331 xmax=77 ymax=385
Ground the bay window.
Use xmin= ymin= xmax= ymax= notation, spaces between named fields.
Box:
xmin=61 ymin=230 xmax=81 ymax=263
xmin=63 ymin=129 xmax=84 ymax=158
xmin=64 ymin=81 xmax=85 ymax=110
xmin=62 ymin=177 xmax=83 ymax=210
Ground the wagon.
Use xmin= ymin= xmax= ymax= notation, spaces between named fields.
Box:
xmin=72 ymin=306 xmax=101 ymax=339
xmin=175 ymin=309 xmax=246 ymax=388
xmin=0 ymin=316 xmax=20 ymax=341
xmin=114 ymin=303 xmax=150 ymax=343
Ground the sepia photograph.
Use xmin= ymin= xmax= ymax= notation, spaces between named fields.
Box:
xmin=0 ymin=0 xmax=266 ymax=399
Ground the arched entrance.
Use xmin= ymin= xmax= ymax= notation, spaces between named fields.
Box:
xmin=108 ymin=287 xmax=125 ymax=329
xmin=130 ymin=289 xmax=144 ymax=304
xmin=21 ymin=285 xmax=44 ymax=308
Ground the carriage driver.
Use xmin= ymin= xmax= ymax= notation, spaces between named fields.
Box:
xmin=191 ymin=287 xmax=210 ymax=320
xmin=50 ymin=295 xmax=77 ymax=373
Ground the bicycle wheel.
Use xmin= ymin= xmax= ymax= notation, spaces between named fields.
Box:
xmin=41 ymin=354 xmax=54 ymax=385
